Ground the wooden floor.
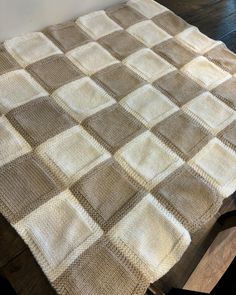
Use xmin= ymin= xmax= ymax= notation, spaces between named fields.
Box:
xmin=158 ymin=0 xmax=236 ymax=53
xmin=0 ymin=1 xmax=236 ymax=294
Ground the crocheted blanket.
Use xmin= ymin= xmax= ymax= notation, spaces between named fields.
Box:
xmin=1 ymin=0 xmax=236 ymax=294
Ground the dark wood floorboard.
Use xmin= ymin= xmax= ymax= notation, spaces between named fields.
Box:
xmin=158 ymin=0 xmax=236 ymax=52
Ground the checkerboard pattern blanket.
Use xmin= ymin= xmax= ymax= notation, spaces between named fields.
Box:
xmin=1 ymin=0 xmax=236 ymax=294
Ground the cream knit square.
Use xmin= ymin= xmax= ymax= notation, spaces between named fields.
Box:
xmin=124 ymin=48 xmax=175 ymax=82
xmin=120 ymin=84 xmax=178 ymax=128
xmin=36 ymin=125 xmax=111 ymax=186
xmin=76 ymin=11 xmax=122 ymax=40
xmin=66 ymin=42 xmax=118 ymax=75
xmin=0 ymin=69 xmax=48 ymax=113
xmin=4 ymin=32 xmax=62 ymax=67
xmin=127 ymin=0 xmax=168 ymax=18
xmin=52 ymin=77 xmax=116 ymax=122
xmin=189 ymin=138 xmax=236 ymax=196
xmin=181 ymin=56 xmax=231 ymax=90
xmin=182 ymin=92 xmax=236 ymax=135
xmin=114 ymin=131 xmax=184 ymax=190
xmin=14 ymin=190 xmax=103 ymax=281
xmin=127 ymin=20 xmax=171 ymax=47
xmin=0 ymin=117 xmax=31 ymax=166
xmin=108 ymin=194 xmax=191 ymax=281
xmin=176 ymin=27 xmax=220 ymax=54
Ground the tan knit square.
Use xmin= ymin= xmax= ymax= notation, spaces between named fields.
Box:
xmin=106 ymin=4 xmax=146 ymax=28
xmin=152 ymin=11 xmax=190 ymax=36
xmin=98 ymin=30 xmax=144 ymax=60
xmin=218 ymin=120 xmax=236 ymax=150
xmin=53 ymin=238 xmax=148 ymax=295
xmin=115 ymin=131 xmax=183 ymax=190
xmin=153 ymin=71 xmax=204 ymax=106
xmin=27 ymin=55 xmax=84 ymax=92
xmin=7 ymin=97 xmax=76 ymax=147
xmin=70 ymin=159 xmax=143 ymax=230
xmin=152 ymin=111 xmax=212 ymax=160
xmin=82 ymin=104 xmax=145 ymax=153
xmin=92 ymin=63 xmax=145 ymax=100
xmin=44 ymin=22 xmax=91 ymax=52
xmin=212 ymin=77 xmax=236 ymax=110
xmin=14 ymin=190 xmax=103 ymax=281
xmin=153 ymin=39 xmax=197 ymax=68
xmin=0 ymin=153 xmax=60 ymax=223
xmin=0 ymin=116 xmax=31 ymax=167
xmin=205 ymin=44 xmax=236 ymax=74
xmin=0 ymin=45 xmax=20 ymax=75
xmin=36 ymin=125 xmax=111 ymax=186
xmin=152 ymin=165 xmax=223 ymax=232
xmin=127 ymin=0 xmax=168 ymax=19
xmin=189 ymin=138 xmax=236 ymax=196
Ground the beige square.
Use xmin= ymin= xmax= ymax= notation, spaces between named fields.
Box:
xmin=4 ymin=32 xmax=62 ymax=67
xmin=189 ymin=138 xmax=236 ymax=196
xmin=182 ymin=92 xmax=236 ymax=135
xmin=52 ymin=77 xmax=116 ymax=122
xmin=0 ymin=117 xmax=31 ymax=166
xmin=127 ymin=20 xmax=171 ymax=47
xmin=176 ymin=27 xmax=219 ymax=54
xmin=15 ymin=190 xmax=103 ymax=281
xmin=124 ymin=48 xmax=175 ymax=82
xmin=120 ymin=84 xmax=178 ymax=127
xmin=115 ymin=131 xmax=183 ymax=190
xmin=36 ymin=125 xmax=110 ymax=185
xmin=181 ymin=56 xmax=231 ymax=90
xmin=76 ymin=10 xmax=122 ymax=40
xmin=66 ymin=42 xmax=118 ymax=75
xmin=108 ymin=194 xmax=190 ymax=281
xmin=127 ymin=0 xmax=168 ymax=18
xmin=0 ymin=69 xmax=48 ymax=113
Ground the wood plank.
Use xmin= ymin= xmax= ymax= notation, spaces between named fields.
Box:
xmin=0 ymin=249 xmax=56 ymax=295
xmin=184 ymin=227 xmax=236 ymax=293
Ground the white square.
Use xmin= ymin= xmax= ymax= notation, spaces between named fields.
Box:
xmin=36 ymin=125 xmax=111 ymax=185
xmin=115 ymin=131 xmax=184 ymax=190
xmin=176 ymin=27 xmax=220 ymax=54
xmin=127 ymin=0 xmax=168 ymax=18
xmin=15 ymin=190 xmax=103 ymax=281
xmin=120 ymin=84 xmax=178 ymax=127
xmin=182 ymin=92 xmax=236 ymax=135
xmin=181 ymin=56 xmax=231 ymax=90
xmin=127 ymin=20 xmax=171 ymax=47
xmin=52 ymin=77 xmax=116 ymax=122
xmin=0 ymin=69 xmax=48 ymax=113
xmin=124 ymin=48 xmax=175 ymax=82
xmin=0 ymin=117 xmax=31 ymax=167
xmin=66 ymin=42 xmax=118 ymax=75
xmin=108 ymin=194 xmax=190 ymax=281
xmin=76 ymin=10 xmax=122 ymax=40
xmin=189 ymin=138 xmax=236 ymax=196
xmin=4 ymin=32 xmax=62 ymax=67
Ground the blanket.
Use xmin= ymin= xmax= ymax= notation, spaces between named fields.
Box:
xmin=0 ymin=0 xmax=236 ymax=294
